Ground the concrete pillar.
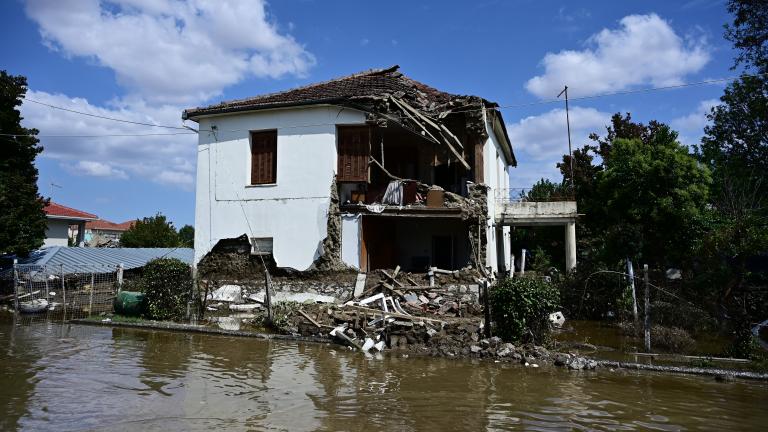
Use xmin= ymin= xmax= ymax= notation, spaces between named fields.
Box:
xmin=565 ymin=221 xmax=577 ymax=272
xmin=76 ymin=222 xmax=86 ymax=247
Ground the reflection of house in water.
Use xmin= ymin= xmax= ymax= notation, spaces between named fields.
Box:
xmin=185 ymin=66 xmax=576 ymax=277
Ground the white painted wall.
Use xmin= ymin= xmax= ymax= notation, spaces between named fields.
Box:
xmin=44 ymin=219 xmax=70 ymax=247
xmin=341 ymin=214 xmax=361 ymax=268
xmin=194 ymin=105 xmax=366 ymax=269
xmin=482 ymin=109 xmax=512 ymax=274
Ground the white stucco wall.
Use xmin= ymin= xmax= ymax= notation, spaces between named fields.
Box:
xmin=193 ymin=105 xmax=366 ymax=269
xmin=482 ymin=110 xmax=512 ymax=274
xmin=44 ymin=219 xmax=70 ymax=247
xmin=341 ymin=214 xmax=361 ymax=268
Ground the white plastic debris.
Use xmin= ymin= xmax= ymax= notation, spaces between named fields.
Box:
xmin=362 ymin=338 xmax=375 ymax=352
xmin=208 ymin=285 xmax=243 ymax=303
xmin=549 ymin=311 xmax=566 ymax=328
xmin=374 ymin=341 xmax=385 ymax=351
xmin=229 ymin=303 xmax=261 ymax=311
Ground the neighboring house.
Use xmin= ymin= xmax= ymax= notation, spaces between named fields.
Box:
xmin=84 ymin=219 xmax=135 ymax=245
xmin=184 ymin=66 xmax=577 ymax=276
xmin=43 ymin=201 xmax=98 ymax=247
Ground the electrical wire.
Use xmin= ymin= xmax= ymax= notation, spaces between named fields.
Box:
xmin=0 ymin=132 xmax=196 ymax=138
xmin=17 ymin=71 xmax=768 ymax=138
xmin=446 ymin=72 xmax=768 ymax=115
xmin=23 ymin=98 xmax=191 ymax=130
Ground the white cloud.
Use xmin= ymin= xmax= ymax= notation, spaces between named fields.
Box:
xmin=68 ymin=161 xmax=128 ymax=179
xmin=24 ymin=0 xmax=316 ymax=104
xmin=526 ymin=14 xmax=710 ymax=98
xmin=671 ymin=98 xmax=719 ymax=146
xmin=22 ymin=90 xmax=197 ymax=189
xmin=507 ymin=106 xmax=611 ymax=161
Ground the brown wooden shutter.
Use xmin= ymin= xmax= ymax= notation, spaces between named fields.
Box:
xmin=337 ymin=126 xmax=370 ymax=182
xmin=251 ymin=130 xmax=277 ymax=184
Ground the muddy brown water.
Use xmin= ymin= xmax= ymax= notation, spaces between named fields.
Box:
xmin=1 ymin=318 xmax=766 ymax=431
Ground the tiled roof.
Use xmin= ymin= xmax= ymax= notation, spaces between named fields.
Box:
xmin=183 ymin=65 xmax=461 ymax=119
xmin=44 ymin=201 xmax=98 ymax=220
xmin=85 ymin=219 xmax=135 ymax=231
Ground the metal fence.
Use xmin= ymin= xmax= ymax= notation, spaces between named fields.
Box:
xmin=495 ymin=188 xmax=576 ymax=204
xmin=1 ymin=263 xmax=127 ymax=321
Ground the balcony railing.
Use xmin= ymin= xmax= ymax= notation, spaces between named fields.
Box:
xmin=495 ymin=188 xmax=575 ymax=204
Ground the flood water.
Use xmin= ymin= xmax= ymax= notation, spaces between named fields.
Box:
xmin=1 ymin=318 xmax=766 ymax=431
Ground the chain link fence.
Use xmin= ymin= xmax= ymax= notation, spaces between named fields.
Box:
xmin=2 ymin=263 xmax=132 ymax=321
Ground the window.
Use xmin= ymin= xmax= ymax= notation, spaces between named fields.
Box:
xmin=250 ymin=130 xmax=277 ymax=185
xmin=251 ymin=237 xmax=273 ymax=256
xmin=337 ymin=126 xmax=370 ymax=182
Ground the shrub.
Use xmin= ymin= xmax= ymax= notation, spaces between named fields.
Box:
xmin=141 ymin=258 xmax=192 ymax=321
xmin=490 ymin=277 xmax=560 ymax=343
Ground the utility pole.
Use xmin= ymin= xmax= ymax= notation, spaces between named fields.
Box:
xmin=557 ymin=86 xmax=575 ymax=194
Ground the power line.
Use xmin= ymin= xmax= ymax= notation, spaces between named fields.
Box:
xmin=23 ymin=97 xmax=191 ymax=130
xmin=447 ymin=72 xmax=768 ymax=114
xmin=0 ymin=132 xmax=196 ymax=138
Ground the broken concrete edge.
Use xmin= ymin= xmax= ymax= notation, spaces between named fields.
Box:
xmin=594 ymin=360 xmax=768 ymax=381
xmin=71 ymin=318 xmax=339 ymax=346
xmin=69 ymin=319 xmax=768 ymax=381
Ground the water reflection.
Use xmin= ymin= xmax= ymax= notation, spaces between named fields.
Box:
xmin=0 ymin=318 xmax=766 ymax=431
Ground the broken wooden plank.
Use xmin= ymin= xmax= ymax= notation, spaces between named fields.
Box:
xmin=343 ymin=304 xmax=446 ymax=324
xmin=369 ymin=157 xmax=404 ymax=181
xmin=391 ymin=97 xmax=470 ymax=170
xmin=390 ymin=97 xmax=442 ymax=144
xmin=298 ymin=308 xmax=322 ymax=328
xmin=438 ymin=123 xmax=465 ymax=151
xmin=380 ymin=269 xmax=404 ymax=288
xmin=436 ymin=129 xmax=471 ymax=171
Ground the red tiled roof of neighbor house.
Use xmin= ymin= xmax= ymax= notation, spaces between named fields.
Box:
xmin=183 ymin=65 xmax=473 ymax=119
xmin=86 ymin=219 xmax=135 ymax=231
xmin=43 ymin=201 xmax=98 ymax=220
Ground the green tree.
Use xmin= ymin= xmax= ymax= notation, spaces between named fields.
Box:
xmin=120 ymin=213 xmax=180 ymax=248
xmin=725 ymin=0 xmax=768 ymax=73
xmin=0 ymin=71 xmax=48 ymax=256
xmin=597 ymin=127 xmax=711 ymax=266
xmin=178 ymin=224 xmax=194 ymax=248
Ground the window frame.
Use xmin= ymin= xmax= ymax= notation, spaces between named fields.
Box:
xmin=249 ymin=129 xmax=278 ymax=186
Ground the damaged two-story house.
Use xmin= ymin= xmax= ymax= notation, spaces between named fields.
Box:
xmin=183 ymin=66 xmax=520 ymax=281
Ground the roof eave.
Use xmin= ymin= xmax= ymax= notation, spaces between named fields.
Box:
xmin=183 ymin=97 xmax=351 ymax=121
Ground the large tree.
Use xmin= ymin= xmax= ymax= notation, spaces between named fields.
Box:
xmin=0 ymin=71 xmax=48 ymax=256
xmin=725 ymin=0 xmax=768 ymax=73
xmin=120 ymin=213 xmax=181 ymax=248
xmin=597 ymin=127 xmax=711 ymax=266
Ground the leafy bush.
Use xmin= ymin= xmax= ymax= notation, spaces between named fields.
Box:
xmin=141 ymin=258 xmax=192 ymax=321
xmin=490 ymin=277 xmax=560 ymax=343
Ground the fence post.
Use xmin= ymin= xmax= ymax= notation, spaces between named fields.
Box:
xmin=12 ymin=259 xmax=19 ymax=312
xmin=116 ymin=263 xmax=124 ymax=293
xmin=61 ymin=264 xmax=66 ymax=321
xmin=643 ymin=264 xmax=651 ymax=352
xmin=627 ymin=259 xmax=638 ymax=326
xmin=89 ymin=271 xmax=95 ymax=317
xmin=483 ymin=279 xmax=491 ymax=338
xmin=264 ymin=270 xmax=273 ymax=324
xmin=186 ymin=265 xmax=194 ymax=321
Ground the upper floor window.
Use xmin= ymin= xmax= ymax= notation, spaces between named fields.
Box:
xmin=250 ymin=130 xmax=277 ymax=185
xmin=337 ymin=126 xmax=370 ymax=182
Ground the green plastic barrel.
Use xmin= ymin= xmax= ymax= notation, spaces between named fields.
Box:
xmin=113 ymin=291 xmax=145 ymax=316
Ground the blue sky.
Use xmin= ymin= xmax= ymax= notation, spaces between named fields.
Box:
xmin=0 ymin=0 xmax=733 ymax=227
